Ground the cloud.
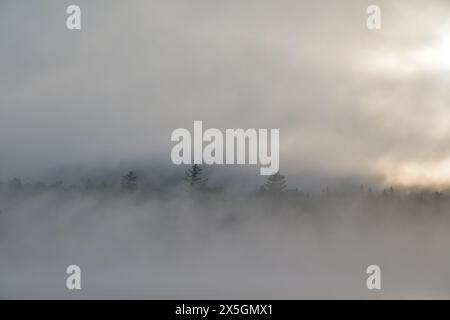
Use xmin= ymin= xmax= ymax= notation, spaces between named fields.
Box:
xmin=1 ymin=0 xmax=450 ymax=188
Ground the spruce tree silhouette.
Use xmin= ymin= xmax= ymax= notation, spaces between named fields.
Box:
xmin=121 ymin=171 xmax=138 ymax=191
xmin=184 ymin=164 xmax=207 ymax=188
xmin=264 ymin=172 xmax=287 ymax=193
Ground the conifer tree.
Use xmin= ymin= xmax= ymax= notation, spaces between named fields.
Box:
xmin=121 ymin=171 xmax=138 ymax=191
xmin=264 ymin=172 xmax=287 ymax=193
xmin=184 ymin=164 xmax=207 ymax=187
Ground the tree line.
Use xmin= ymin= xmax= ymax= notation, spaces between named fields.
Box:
xmin=1 ymin=164 xmax=448 ymax=201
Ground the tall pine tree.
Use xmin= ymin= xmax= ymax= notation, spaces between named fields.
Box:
xmin=184 ymin=164 xmax=207 ymax=187
xmin=264 ymin=172 xmax=287 ymax=193
xmin=121 ymin=171 xmax=138 ymax=191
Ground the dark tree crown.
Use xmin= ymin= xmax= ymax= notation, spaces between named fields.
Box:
xmin=264 ymin=172 xmax=287 ymax=193
xmin=121 ymin=171 xmax=138 ymax=191
xmin=184 ymin=164 xmax=208 ymax=186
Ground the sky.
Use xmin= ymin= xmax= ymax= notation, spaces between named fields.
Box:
xmin=1 ymin=0 xmax=450 ymax=189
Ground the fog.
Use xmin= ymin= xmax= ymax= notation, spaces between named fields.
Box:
xmin=1 ymin=184 xmax=450 ymax=299
xmin=2 ymin=0 xmax=450 ymax=299
xmin=2 ymin=0 xmax=450 ymax=187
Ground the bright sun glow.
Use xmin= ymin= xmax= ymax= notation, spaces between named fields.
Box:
xmin=366 ymin=25 xmax=450 ymax=75
xmin=380 ymin=157 xmax=450 ymax=187
xmin=413 ymin=27 xmax=450 ymax=70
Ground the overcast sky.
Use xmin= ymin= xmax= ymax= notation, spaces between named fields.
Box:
xmin=1 ymin=0 xmax=450 ymax=189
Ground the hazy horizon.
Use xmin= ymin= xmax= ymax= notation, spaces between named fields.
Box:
xmin=2 ymin=0 xmax=450 ymax=189
xmin=2 ymin=0 xmax=450 ymax=300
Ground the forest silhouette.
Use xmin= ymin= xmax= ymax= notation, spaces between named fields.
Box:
xmin=2 ymin=164 xmax=450 ymax=299
xmin=1 ymin=164 xmax=449 ymax=213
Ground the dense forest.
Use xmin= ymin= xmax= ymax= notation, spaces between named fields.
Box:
xmin=1 ymin=165 xmax=450 ymax=299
